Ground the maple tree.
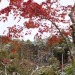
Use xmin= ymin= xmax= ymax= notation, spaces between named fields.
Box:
xmin=0 ymin=0 xmax=75 ymax=60
xmin=0 ymin=0 xmax=72 ymax=39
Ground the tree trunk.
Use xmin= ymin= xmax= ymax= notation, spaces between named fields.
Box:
xmin=68 ymin=4 xmax=75 ymax=62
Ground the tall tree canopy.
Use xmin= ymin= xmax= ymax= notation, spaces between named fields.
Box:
xmin=0 ymin=0 xmax=74 ymax=43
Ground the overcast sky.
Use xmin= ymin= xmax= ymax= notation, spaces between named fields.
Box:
xmin=0 ymin=0 xmax=75 ymax=41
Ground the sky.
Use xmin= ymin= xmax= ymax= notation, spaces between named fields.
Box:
xmin=0 ymin=0 xmax=75 ymax=41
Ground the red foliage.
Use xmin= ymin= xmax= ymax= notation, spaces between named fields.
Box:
xmin=0 ymin=6 xmax=13 ymax=16
xmin=7 ymin=25 xmax=23 ymax=38
xmin=11 ymin=41 xmax=21 ymax=53
xmin=2 ymin=36 xmax=20 ymax=53
xmin=10 ymin=0 xmax=23 ymax=7
xmin=62 ymin=29 xmax=71 ymax=37
xmin=2 ymin=36 xmax=12 ymax=44
xmin=25 ymin=20 xmax=39 ymax=29
xmin=47 ymin=35 xmax=62 ymax=45
xmin=0 ymin=0 xmax=72 ymax=22
xmin=0 ymin=0 xmax=73 ymax=41
xmin=11 ymin=48 xmax=16 ymax=53
xmin=20 ymin=1 xmax=49 ymax=18
xmin=38 ymin=27 xmax=49 ymax=34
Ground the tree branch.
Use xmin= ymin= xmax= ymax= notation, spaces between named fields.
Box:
xmin=69 ymin=4 xmax=75 ymax=23
xmin=49 ymin=20 xmax=73 ymax=61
